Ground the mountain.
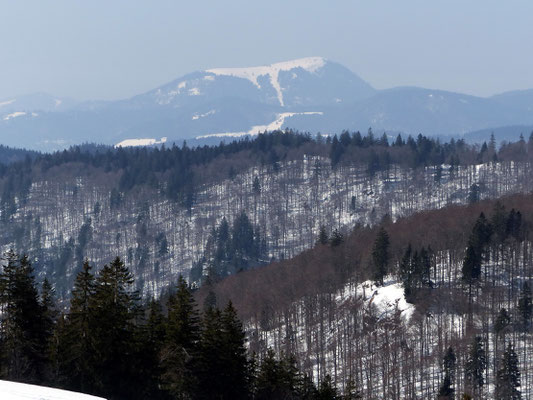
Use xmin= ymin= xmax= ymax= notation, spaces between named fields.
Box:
xmin=2 ymin=58 xmax=533 ymax=150
xmin=491 ymin=88 xmax=533 ymax=114
xmin=0 ymin=93 xmax=78 ymax=115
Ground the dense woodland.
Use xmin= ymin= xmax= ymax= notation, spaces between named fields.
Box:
xmin=2 ymin=193 xmax=533 ymax=398
xmin=199 ymin=193 xmax=533 ymax=399
xmin=0 ymin=253 xmax=344 ymax=400
xmin=2 ymin=132 xmax=533 ymax=398
xmin=1 ymin=131 xmax=533 ymax=300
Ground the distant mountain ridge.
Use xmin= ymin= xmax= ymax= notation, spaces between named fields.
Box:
xmin=1 ymin=57 xmax=533 ymax=150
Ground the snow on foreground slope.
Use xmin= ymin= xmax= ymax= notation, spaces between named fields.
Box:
xmin=0 ymin=380 xmax=105 ymax=400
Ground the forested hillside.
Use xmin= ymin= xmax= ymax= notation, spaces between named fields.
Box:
xmin=203 ymin=194 xmax=533 ymax=399
xmin=1 ymin=131 xmax=533 ymax=299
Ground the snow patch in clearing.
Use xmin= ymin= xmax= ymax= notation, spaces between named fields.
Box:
xmin=55 ymin=99 xmax=62 ymax=107
xmin=197 ymin=111 xmax=323 ymax=138
xmin=115 ymin=137 xmax=167 ymax=148
xmin=207 ymin=57 xmax=326 ymax=106
xmin=0 ymin=380 xmax=106 ymax=400
xmin=357 ymin=278 xmax=414 ymax=320
xmin=188 ymin=87 xmax=200 ymax=96
xmin=203 ymin=75 xmax=215 ymax=81
xmin=3 ymin=111 xmax=26 ymax=120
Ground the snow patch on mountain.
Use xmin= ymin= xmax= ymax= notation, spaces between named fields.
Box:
xmin=197 ymin=111 xmax=323 ymax=138
xmin=0 ymin=380 xmax=105 ymax=400
xmin=0 ymin=99 xmax=15 ymax=108
xmin=192 ymin=110 xmax=216 ymax=120
xmin=3 ymin=111 xmax=26 ymax=120
xmin=207 ymin=57 xmax=326 ymax=106
xmin=115 ymin=137 xmax=167 ymax=148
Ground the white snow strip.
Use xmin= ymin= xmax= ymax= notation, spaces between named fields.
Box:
xmin=192 ymin=110 xmax=216 ymax=120
xmin=0 ymin=99 xmax=15 ymax=108
xmin=196 ymin=111 xmax=323 ymax=139
xmin=207 ymin=57 xmax=326 ymax=106
xmin=0 ymin=380 xmax=106 ymax=400
xmin=115 ymin=137 xmax=167 ymax=148
xmin=3 ymin=111 xmax=26 ymax=120
xmin=188 ymin=87 xmax=200 ymax=96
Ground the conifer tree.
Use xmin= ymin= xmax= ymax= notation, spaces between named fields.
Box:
xmin=372 ymin=227 xmax=390 ymax=285
xmin=495 ymin=308 xmax=511 ymax=337
xmin=318 ymin=226 xmax=329 ymax=245
xmin=161 ymin=275 xmax=200 ymax=398
xmin=90 ymin=257 xmax=140 ymax=398
xmin=495 ymin=344 xmax=521 ymax=400
xmin=317 ymin=374 xmax=338 ymax=400
xmin=518 ymin=281 xmax=532 ymax=331
xmin=57 ymin=260 xmax=96 ymax=392
xmin=196 ymin=306 xmax=225 ymax=399
xmin=0 ymin=252 xmax=51 ymax=383
xmin=220 ymin=301 xmax=250 ymax=399
xmin=464 ymin=336 xmax=486 ymax=397
xmin=344 ymin=378 xmax=363 ymax=399
xmin=438 ymin=374 xmax=454 ymax=399
xmin=329 ymin=229 xmax=344 ymax=247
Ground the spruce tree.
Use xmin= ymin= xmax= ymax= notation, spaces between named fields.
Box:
xmin=161 ymin=276 xmax=200 ymax=398
xmin=329 ymin=229 xmax=344 ymax=247
xmin=518 ymin=281 xmax=532 ymax=331
xmin=372 ymin=227 xmax=390 ymax=285
xmin=196 ymin=306 xmax=225 ymax=399
xmin=317 ymin=374 xmax=338 ymax=400
xmin=90 ymin=257 xmax=140 ymax=398
xmin=438 ymin=374 xmax=454 ymax=399
xmin=464 ymin=336 xmax=486 ymax=396
xmin=495 ymin=344 xmax=521 ymax=400
xmin=57 ymin=260 xmax=96 ymax=392
xmin=318 ymin=226 xmax=329 ymax=245
xmin=0 ymin=252 xmax=51 ymax=384
xmin=220 ymin=301 xmax=250 ymax=400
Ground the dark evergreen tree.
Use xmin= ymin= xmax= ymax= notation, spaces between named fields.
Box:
xmin=57 ymin=260 xmax=96 ymax=392
xmin=443 ymin=347 xmax=457 ymax=384
xmin=90 ymin=257 xmax=141 ymax=399
xmin=161 ymin=275 xmax=200 ymax=399
xmin=318 ymin=225 xmax=329 ymax=245
xmin=329 ymin=229 xmax=344 ymax=247
xmin=195 ymin=306 xmax=225 ymax=399
xmin=371 ymin=227 xmax=390 ymax=285
xmin=344 ymin=379 xmax=363 ymax=399
xmin=518 ymin=281 xmax=532 ymax=331
xmin=495 ymin=308 xmax=511 ymax=337
xmin=464 ymin=336 xmax=486 ymax=396
xmin=438 ymin=374 xmax=454 ymax=399
xmin=0 ymin=252 xmax=52 ymax=384
xmin=317 ymin=374 xmax=338 ymax=400
xmin=495 ymin=344 xmax=521 ymax=400
xmin=220 ymin=301 xmax=250 ymax=400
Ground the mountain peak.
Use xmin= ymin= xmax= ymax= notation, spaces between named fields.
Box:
xmin=206 ymin=57 xmax=327 ymax=106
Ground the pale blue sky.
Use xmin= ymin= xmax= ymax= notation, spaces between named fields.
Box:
xmin=1 ymin=0 xmax=532 ymax=100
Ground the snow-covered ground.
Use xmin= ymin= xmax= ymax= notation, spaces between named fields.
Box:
xmin=197 ymin=112 xmax=323 ymax=138
xmin=0 ymin=380 xmax=105 ymax=400
xmin=114 ymin=137 xmax=167 ymax=147
xmin=207 ymin=57 xmax=326 ymax=106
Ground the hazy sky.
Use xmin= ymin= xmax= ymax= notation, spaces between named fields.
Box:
xmin=1 ymin=0 xmax=532 ymax=100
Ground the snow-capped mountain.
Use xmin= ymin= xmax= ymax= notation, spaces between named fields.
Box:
xmin=1 ymin=58 xmax=533 ymax=150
